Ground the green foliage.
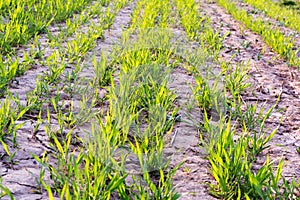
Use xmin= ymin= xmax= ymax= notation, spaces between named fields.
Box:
xmin=92 ymin=53 xmax=113 ymax=88
xmin=39 ymin=122 xmax=129 ymax=199
xmin=0 ymin=57 xmax=18 ymax=97
xmin=216 ymin=0 xmax=300 ymax=67
xmin=0 ymin=94 xmax=28 ymax=157
xmin=175 ymin=0 xmax=226 ymax=57
xmin=43 ymin=51 xmax=66 ymax=84
xmin=192 ymin=75 xmax=212 ymax=111
xmin=242 ymin=0 xmax=300 ymax=32
xmin=205 ymin=117 xmax=296 ymax=199
xmin=0 ymin=0 xmax=94 ymax=53
xmin=130 ymin=0 xmax=173 ymax=28
xmin=30 ymin=1 xmax=182 ymax=199
xmin=0 ymin=176 xmax=14 ymax=200
xmin=175 ymin=0 xmax=206 ymax=39
xmin=224 ymin=62 xmax=251 ymax=97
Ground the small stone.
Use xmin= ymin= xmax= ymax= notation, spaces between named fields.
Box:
xmin=175 ymin=114 xmax=182 ymax=122
xmin=59 ymin=91 xmax=69 ymax=100
xmin=1 ymin=16 xmax=8 ymax=24
xmin=98 ymin=89 xmax=108 ymax=99
xmin=262 ymin=87 xmax=269 ymax=94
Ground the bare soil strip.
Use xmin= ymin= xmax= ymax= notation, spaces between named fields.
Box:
xmin=167 ymin=66 xmax=216 ymax=199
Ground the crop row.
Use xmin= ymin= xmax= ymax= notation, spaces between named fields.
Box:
xmin=42 ymin=0 xmax=184 ymax=198
xmin=216 ymin=0 xmax=300 ymax=67
xmin=240 ymin=0 xmax=300 ymax=32
xmin=0 ymin=0 xmax=102 ymax=54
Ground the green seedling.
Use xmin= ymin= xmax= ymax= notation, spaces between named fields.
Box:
xmin=65 ymin=18 xmax=81 ymax=37
xmin=30 ymin=151 xmax=48 ymax=194
xmin=62 ymin=70 xmax=77 ymax=99
xmin=92 ymin=53 xmax=113 ymax=88
xmin=0 ymin=95 xmax=28 ymax=156
xmin=239 ymin=102 xmax=263 ymax=130
xmin=206 ymin=116 xmax=294 ymax=199
xmin=130 ymin=125 xmax=182 ymax=199
xmin=102 ymin=8 xmax=117 ymax=29
xmin=244 ymin=104 xmax=278 ymax=159
xmin=175 ymin=0 xmax=205 ymax=40
xmin=31 ymin=35 xmax=44 ymax=59
xmin=74 ymin=93 xmax=97 ymax=125
xmin=134 ymin=72 xmax=176 ymax=115
xmin=100 ymin=0 xmax=110 ymax=6
xmin=32 ymin=111 xmax=43 ymax=139
xmin=225 ymin=62 xmax=251 ymax=97
xmin=0 ymin=57 xmax=20 ymax=97
xmin=25 ymin=77 xmax=50 ymax=115
xmin=201 ymin=30 xmax=227 ymax=56
xmin=216 ymin=0 xmax=300 ymax=67
xmin=52 ymin=97 xmax=77 ymax=129
xmin=280 ymin=177 xmax=300 ymax=199
xmin=19 ymin=51 xmax=34 ymax=76
xmin=0 ymin=0 xmax=92 ymax=54
xmin=43 ymin=51 xmax=66 ymax=84
xmin=38 ymin=115 xmax=129 ymax=199
xmin=243 ymin=0 xmax=300 ymax=32
xmin=66 ymin=32 xmax=96 ymax=63
xmin=297 ymin=147 xmax=300 ymax=154
xmin=192 ymin=75 xmax=212 ymax=111
xmin=0 ymin=176 xmax=14 ymax=200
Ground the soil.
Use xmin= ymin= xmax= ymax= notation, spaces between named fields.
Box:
xmin=0 ymin=0 xmax=300 ymax=199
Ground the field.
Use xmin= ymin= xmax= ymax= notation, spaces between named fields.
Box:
xmin=0 ymin=0 xmax=299 ymax=199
